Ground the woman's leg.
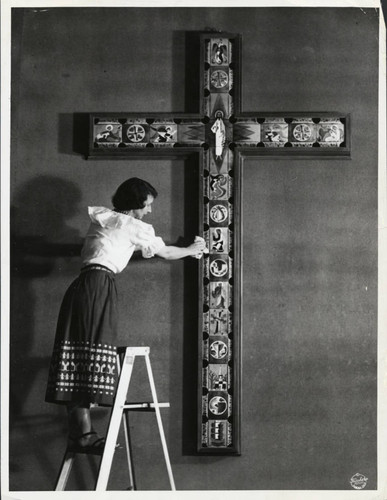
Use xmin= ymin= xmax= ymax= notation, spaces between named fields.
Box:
xmin=67 ymin=402 xmax=102 ymax=446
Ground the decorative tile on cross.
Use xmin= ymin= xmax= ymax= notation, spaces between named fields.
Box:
xmin=88 ymin=31 xmax=350 ymax=455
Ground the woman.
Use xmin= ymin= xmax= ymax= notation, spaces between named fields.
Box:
xmin=45 ymin=177 xmax=206 ymax=451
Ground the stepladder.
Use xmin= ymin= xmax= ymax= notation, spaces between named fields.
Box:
xmin=55 ymin=346 xmax=176 ymax=491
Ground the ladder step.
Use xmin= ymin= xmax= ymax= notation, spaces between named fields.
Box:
xmin=124 ymin=402 xmax=170 ymax=411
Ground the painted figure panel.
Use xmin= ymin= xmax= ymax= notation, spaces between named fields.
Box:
xmin=209 ymin=282 xmax=230 ymax=309
xmin=209 ymin=309 xmax=229 ymax=335
xmin=210 ymin=38 xmax=230 ymax=65
xmin=209 ymin=227 xmax=229 ymax=254
xmin=317 ymin=118 xmax=345 ymax=147
xmin=209 ymin=255 xmax=229 ymax=281
xmin=209 ymin=200 xmax=229 ymax=227
xmin=150 ymin=121 xmax=177 ymax=146
xmin=261 ymin=118 xmax=288 ymax=147
xmin=93 ymin=119 xmax=122 ymax=147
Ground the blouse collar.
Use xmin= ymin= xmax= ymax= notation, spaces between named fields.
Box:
xmin=88 ymin=206 xmax=152 ymax=229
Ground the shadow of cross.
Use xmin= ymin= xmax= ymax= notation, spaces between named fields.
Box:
xmin=87 ymin=31 xmax=350 ymax=455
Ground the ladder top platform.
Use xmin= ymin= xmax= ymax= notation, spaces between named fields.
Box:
xmin=118 ymin=346 xmax=150 ymax=356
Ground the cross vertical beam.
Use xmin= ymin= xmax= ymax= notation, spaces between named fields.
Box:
xmin=87 ymin=30 xmax=350 ymax=455
xmin=199 ymin=33 xmax=242 ymax=454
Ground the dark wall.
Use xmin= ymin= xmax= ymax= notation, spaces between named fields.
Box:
xmin=10 ymin=7 xmax=378 ymax=491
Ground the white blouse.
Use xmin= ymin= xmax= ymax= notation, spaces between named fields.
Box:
xmin=81 ymin=207 xmax=165 ymax=273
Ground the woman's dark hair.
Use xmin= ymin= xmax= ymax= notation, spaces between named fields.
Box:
xmin=112 ymin=178 xmax=158 ymax=210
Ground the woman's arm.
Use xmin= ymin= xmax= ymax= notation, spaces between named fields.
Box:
xmin=156 ymin=239 xmax=206 ymax=260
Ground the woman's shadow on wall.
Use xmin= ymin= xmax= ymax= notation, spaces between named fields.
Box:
xmin=10 ymin=175 xmax=85 ymax=488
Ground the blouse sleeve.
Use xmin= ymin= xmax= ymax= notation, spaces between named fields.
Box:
xmin=131 ymin=223 xmax=165 ymax=259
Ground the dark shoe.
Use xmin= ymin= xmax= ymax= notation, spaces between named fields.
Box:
xmin=67 ymin=431 xmax=120 ymax=455
xmin=68 ymin=431 xmax=106 ymax=455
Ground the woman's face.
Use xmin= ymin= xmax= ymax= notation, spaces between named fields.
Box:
xmin=132 ymin=194 xmax=154 ymax=220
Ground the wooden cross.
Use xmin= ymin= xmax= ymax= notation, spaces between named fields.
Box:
xmin=88 ymin=31 xmax=350 ymax=455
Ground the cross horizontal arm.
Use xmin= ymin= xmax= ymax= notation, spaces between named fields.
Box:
xmin=88 ymin=113 xmax=350 ymax=159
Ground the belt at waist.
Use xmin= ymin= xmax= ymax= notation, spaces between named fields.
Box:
xmin=80 ymin=264 xmax=115 ymax=275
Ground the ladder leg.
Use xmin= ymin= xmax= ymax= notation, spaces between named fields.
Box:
xmin=55 ymin=451 xmax=76 ymax=491
xmin=95 ymin=349 xmax=136 ymax=491
xmin=123 ymin=410 xmax=136 ymax=490
xmin=145 ymin=352 xmax=176 ymax=491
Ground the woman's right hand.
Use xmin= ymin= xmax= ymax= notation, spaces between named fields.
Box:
xmin=189 ymin=236 xmax=208 ymax=259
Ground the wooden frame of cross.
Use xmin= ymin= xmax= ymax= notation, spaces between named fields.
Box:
xmin=87 ymin=31 xmax=350 ymax=455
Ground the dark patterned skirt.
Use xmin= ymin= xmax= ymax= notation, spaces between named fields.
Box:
xmin=45 ymin=265 xmax=118 ymax=406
